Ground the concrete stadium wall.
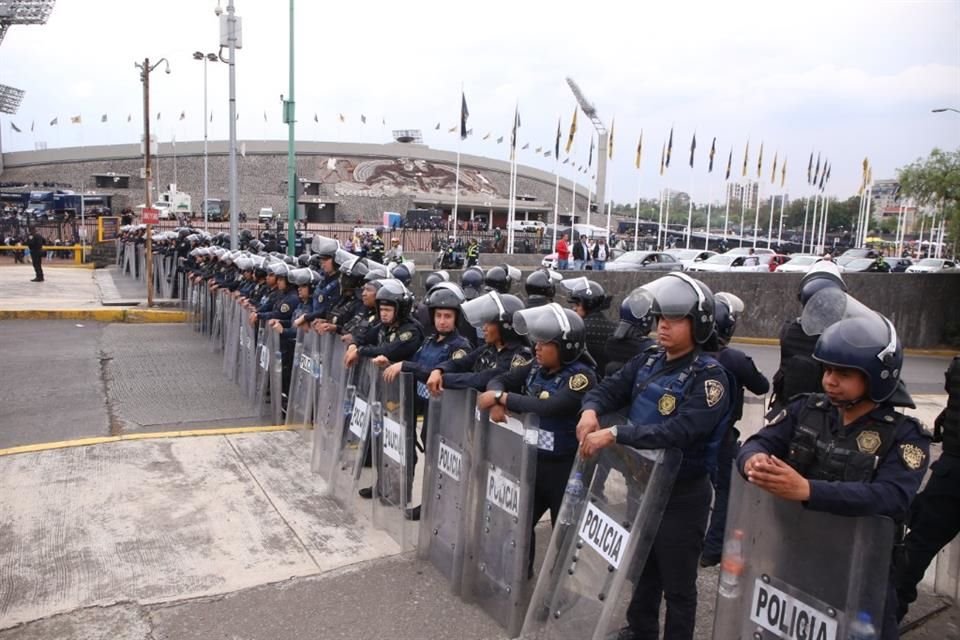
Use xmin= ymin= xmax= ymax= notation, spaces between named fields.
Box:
xmin=409 ymin=270 xmax=960 ymax=349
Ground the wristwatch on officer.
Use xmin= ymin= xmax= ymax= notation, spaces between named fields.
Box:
xmin=494 ymin=390 xmax=504 ymax=405
xmin=609 ymin=425 xmax=619 ymax=442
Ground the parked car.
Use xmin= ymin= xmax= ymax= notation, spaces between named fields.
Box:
xmin=603 ymin=251 xmax=682 ymax=272
xmin=258 ymin=207 xmax=276 ymax=223
xmin=775 ymin=254 xmax=821 ymax=273
xmin=689 ymin=253 xmax=781 ymax=273
xmin=509 ymin=219 xmax=547 ymax=233
xmin=723 ymin=247 xmax=775 ymax=256
xmin=905 ymin=258 xmax=957 ymax=273
xmin=836 ymin=248 xmax=878 ymax=268
xmin=665 ymin=248 xmax=717 ymax=270
xmin=883 ymin=257 xmax=913 ymax=273
xmin=841 ymin=257 xmax=881 ymax=273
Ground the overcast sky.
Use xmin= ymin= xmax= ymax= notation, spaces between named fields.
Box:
xmin=1 ymin=0 xmax=958 ymax=203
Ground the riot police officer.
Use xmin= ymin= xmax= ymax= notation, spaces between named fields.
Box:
xmin=344 ymin=279 xmax=424 ymax=368
xmin=523 ymin=268 xmax=562 ymax=308
xmin=700 ymin=292 xmax=770 ymax=567
xmin=769 ymin=261 xmax=847 ymax=414
xmin=561 ymin=277 xmax=617 ymax=375
xmin=250 ymin=262 xmax=299 ymax=328
xmin=461 ymin=265 xmax=485 ymax=300
xmin=426 ymin=291 xmax=532 ymax=394
xmin=269 ymin=267 xmax=319 ymax=400
xmin=577 ymin=274 xmax=733 ymax=640
xmin=483 ymin=264 xmax=521 ymax=294
xmin=315 ymin=256 xmax=369 ymax=335
xmin=738 ymin=298 xmax=929 ymax=640
xmin=604 ymin=296 xmax=657 ymax=376
xmin=896 ymin=355 xmax=960 ymax=621
xmin=479 ymin=302 xmax=597 ymax=573
xmin=300 ymin=237 xmax=344 ymax=327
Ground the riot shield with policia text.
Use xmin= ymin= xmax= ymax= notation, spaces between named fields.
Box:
xmin=417 ymin=388 xmax=479 ymax=594
xmin=329 ymin=357 xmax=377 ymax=505
xmin=461 ymin=410 xmax=539 ymax=638
xmin=311 ymin=333 xmax=351 ymax=491
xmin=520 ymin=445 xmax=681 ymax=640
xmin=711 ymin=472 xmax=894 ymax=640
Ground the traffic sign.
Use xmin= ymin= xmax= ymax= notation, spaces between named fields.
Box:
xmin=142 ymin=207 xmax=159 ymax=225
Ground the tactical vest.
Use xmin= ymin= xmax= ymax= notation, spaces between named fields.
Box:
xmin=524 ymin=361 xmax=593 ymax=457
xmin=772 ymin=320 xmax=822 ymax=409
xmin=414 ymin=334 xmax=470 ymax=399
xmin=328 ymin=294 xmax=360 ymax=328
xmin=786 ymin=394 xmax=900 ymax=482
xmin=940 ymin=356 xmax=960 ymax=455
xmin=627 ymin=351 xmax=733 ymax=476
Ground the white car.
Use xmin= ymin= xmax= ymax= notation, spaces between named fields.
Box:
xmin=509 ymin=219 xmax=547 ymax=233
xmin=664 ymin=248 xmax=717 ymax=270
xmin=722 ymin=247 xmax=775 ymax=256
xmin=258 ymin=207 xmax=276 ymax=223
xmin=905 ymin=258 xmax=957 ymax=273
xmin=688 ymin=253 xmax=766 ymax=273
xmin=775 ymin=255 xmax=821 ymax=273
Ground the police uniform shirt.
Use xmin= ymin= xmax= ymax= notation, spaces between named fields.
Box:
xmin=401 ymin=332 xmax=471 ymax=382
xmin=256 ymin=287 xmax=281 ymax=313
xmin=280 ymin=299 xmax=316 ymax=340
xmin=711 ymin=346 xmax=770 ymax=423
xmin=488 ymin=359 xmax=597 ymax=457
xmin=436 ymin=341 xmax=534 ymax=391
xmin=328 ymin=293 xmax=362 ymax=330
xmin=581 ymin=348 xmax=732 ymax=478
xmin=304 ymin=274 xmax=341 ymax=323
xmin=737 ymin=394 xmax=930 ymax=520
xmin=356 ymin=318 xmax=424 ymax=362
xmin=344 ymin=302 xmax=379 ymax=341
xmin=259 ymin=288 xmax=300 ymax=323
xmin=604 ymin=334 xmax=656 ymax=374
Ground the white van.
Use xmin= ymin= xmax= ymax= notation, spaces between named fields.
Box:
xmin=258 ymin=207 xmax=275 ymax=223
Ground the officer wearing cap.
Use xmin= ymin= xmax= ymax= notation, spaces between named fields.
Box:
xmin=769 ymin=261 xmax=847 ymax=414
xmin=895 ymin=355 xmax=960 ymax=622
xmin=426 ymin=291 xmax=533 ymax=394
xmin=577 ymin=274 xmax=733 ymax=640
xmin=344 ymin=279 xmax=424 ymax=368
xmin=523 ymin=268 xmax=562 ymax=308
xmin=562 ymin=277 xmax=617 ymax=376
xmin=700 ymin=292 xmax=770 ymax=567
xmin=479 ymin=302 xmax=597 ymax=572
xmin=604 ymin=296 xmax=657 ymax=377
xmin=738 ymin=301 xmax=929 ymax=640
xmin=300 ymin=237 xmax=343 ymax=327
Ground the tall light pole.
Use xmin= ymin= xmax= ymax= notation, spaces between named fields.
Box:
xmin=216 ymin=0 xmax=241 ymax=249
xmin=283 ymin=0 xmax=296 ymax=255
xmin=193 ymin=51 xmax=218 ymax=232
xmin=932 ymin=107 xmax=960 ymax=114
xmin=566 ymin=77 xmax=608 ymax=226
xmin=135 ymin=57 xmax=171 ymax=308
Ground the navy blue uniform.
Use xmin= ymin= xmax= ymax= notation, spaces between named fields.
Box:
xmin=356 ymin=319 xmax=424 ymax=363
xmin=258 ymin=288 xmax=299 ymax=324
xmin=401 ymin=333 xmax=471 ymax=390
xmin=702 ymin=345 xmax=770 ymax=562
xmin=581 ymin=348 xmax=732 ymax=640
xmin=304 ymin=274 xmax=341 ymax=323
xmin=738 ymin=393 xmax=930 ymax=640
xmin=435 ymin=341 xmax=533 ymax=391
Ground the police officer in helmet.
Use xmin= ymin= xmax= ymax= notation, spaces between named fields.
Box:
xmin=461 ymin=266 xmax=485 ymax=300
xmin=604 ymin=296 xmax=657 ymax=377
xmin=524 ymin=268 xmax=563 ymax=308
xmin=479 ymin=302 xmax=597 ymax=574
xmin=769 ymin=261 xmax=847 ymax=414
xmin=344 ymin=279 xmax=424 ymax=369
xmin=484 ymin=264 xmax=520 ymax=294
xmin=561 ymin=277 xmax=617 ymax=376
xmin=299 ymin=236 xmax=344 ymax=328
xmin=314 ymin=255 xmax=369 ymax=336
xmin=739 ymin=292 xmax=929 ymax=640
xmin=578 ymin=273 xmax=733 ymax=640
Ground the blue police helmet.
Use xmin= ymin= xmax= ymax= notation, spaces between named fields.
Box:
xmin=712 ymin=292 xmax=745 ymax=346
xmin=461 ymin=267 xmax=485 ymax=299
xmin=613 ymin=294 xmax=655 ymax=339
xmin=798 ymin=260 xmax=846 ymax=306
xmin=813 ymin=310 xmax=905 ymax=404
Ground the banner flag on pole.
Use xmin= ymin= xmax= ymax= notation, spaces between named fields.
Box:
xmin=128 ymin=114 xmax=133 ymax=123
xmin=813 ymin=153 xmax=821 ymax=185
xmin=460 ymin=92 xmax=469 ymax=140
xmin=313 ymin=113 xmax=318 ymax=123
xmin=807 ymin=151 xmax=814 ymax=185
xmin=659 ymin=141 xmax=666 ymax=176
xmin=771 ymin=151 xmax=778 ymax=184
xmin=689 ymin=131 xmax=696 ymax=168
xmin=157 ymin=112 xmax=161 ymax=121
xmin=565 ymin=106 xmax=577 ymax=154
xmin=182 ymin=111 xmax=188 ymax=121
xmin=819 ymin=159 xmax=827 ymax=190
xmin=360 ymin=114 xmax=367 ymax=124
xmin=665 ymin=126 xmax=673 ymax=168
xmin=509 ymin=106 xmax=520 ymax=158
xmin=263 ymin=110 xmax=267 ymax=122
xmin=588 ymin=135 xmax=594 ymax=167
xmin=781 ymin=156 xmax=788 ymax=189
xmin=756 ymin=142 xmax=764 ymax=178
xmin=535 ymin=146 xmax=542 ymax=153
xmin=521 ymin=142 xmax=529 ymax=150
xmin=435 ymin=122 xmax=440 ymax=130
xmin=825 ymin=162 xmax=831 ymax=184
xmin=483 ymin=132 xmax=491 ymax=140
xmin=859 ymin=157 xmax=869 ymax=195
xmin=555 ymin=117 xmax=561 ymax=159
xmin=210 ymin=111 xmax=213 ymax=122
xmin=725 ymin=147 xmax=732 ymax=180
xmin=71 ymin=115 xmax=82 ymax=124
xmin=448 ymin=125 xmax=457 ymax=133
xmin=339 ymin=113 xmax=345 ymax=123
xmin=742 ymin=140 xmax=749 ymax=177
xmin=30 ymin=120 xmax=34 ymax=132
xmin=635 ymin=130 xmax=643 ymax=169
xmin=49 ymin=117 xmax=58 ymax=126
xmin=497 ymin=136 xmax=504 ymax=144
xmin=708 ymin=137 xmax=716 ymax=173
xmin=101 ymin=114 xmax=108 ymax=123
xmin=10 ymin=122 xmax=21 ymax=132
xmin=608 ymin=118 xmax=615 ymax=159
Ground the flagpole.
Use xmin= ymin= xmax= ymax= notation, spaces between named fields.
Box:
xmin=722 ymin=182 xmax=731 ymax=241
xmin=863 ymin=183 xmax=873 ymax=247
xmin=664 ymin=188 xmax=671 ymax=248
xmin=808 ymin=192 xmax=819 ymax=253
xmin=738 ymin=182 xmax=748 ymax=247
xmin=605 ymin=171 xmax=613 ymax=241
xmin=777 ymin=189 xmax=786 ymax=246
xmin=570 ymin=176 xmax=577 ymax=243
xmin=705 ymin=181 xmax=713 ymax=250
xmin=801 ymin=196 xmax=810 ymax=253
xmin=820 ymin=195 xmax=830 ymax=253
xmin=685 ymin=168 xmax=694 ymax=249
xmin=552 ymin=154 xmax=560 ymax=254
xmin=752 ymin=180 xmax=762 ymax=248
xmin=766 ymin=193 xmax=775 ymax=248
xmin=452 ymin=85 xmax=464 ymax=242
xmin=657 ymin=188 xmax=664 ymax=249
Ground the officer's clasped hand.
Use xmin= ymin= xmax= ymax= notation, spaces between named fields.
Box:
xmin=745 ymin=454 xmax=811 ymax=502
xmin=576 ymin=410 xmax=601 ymax=442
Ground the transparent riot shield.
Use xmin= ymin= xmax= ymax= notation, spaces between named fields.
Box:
xmin=311 ymin=333 xmax=350 ymax=488
xmin=461 ymin=410 xmax=540 ymax=638
xmin=329 ymin=357 xmax=377 ymax=505
xmin=210 ymin=289 xmax=226 ymax=352
xmin=417 ymin=388 xmax=478 ymax=594
xmin=370 ymin=370 xmax=418 ymax=552
xmin=268 ymin=327 xmax=284 ymax=425
xmin=253 ymin=325 xmax=272 ymax=414
xmin=285 ymin=329 xmax=319 ymax=428
xmin=711 ymin=472 xmax=895 ymax=640
xmin=520 ymin=446 xmax=682 ymax=640
xmin=222 ymin=298 xmax=241 ymax=382
xmin=238 ymin=313 xmax=258 ymax=401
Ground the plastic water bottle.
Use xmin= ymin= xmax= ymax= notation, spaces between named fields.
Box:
xmin=847 ymin=612 xmax=877 ymax=640
xmin=718 ymin=529 xmax=745 ymax=599
xmin=343 ymin=385 xmax=356 ymax=416
xmin=558 ymin=471 xmax=586 ymax=526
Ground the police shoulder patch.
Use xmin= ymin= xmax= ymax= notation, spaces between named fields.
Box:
xmin=399 ymin=331 xmax=413 ymax=341
xmin=705 ymin=379 xmax=725 ymax=408
xmin=569 ymin=373 xmax=590 ymax=392
xmin=317 ymin=294 xmax=324 ymax=303
xmin=899 ymin=443 xmax=926 ymax=471
xmin=511 ymin=354 xmax=532 ymax=369
xmin=856 ymin=430 xmax=882 ymax=455
xmin=280 ymin=303 xmax=291 ymax=313
xmin=451 ymin=349 xmax=467 ymax=360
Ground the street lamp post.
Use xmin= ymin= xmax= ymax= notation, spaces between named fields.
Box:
xmin=193 ymin=51 xmax=218 ymax=232
xmin=135 ymin=56 xmax=170 ymax=308
xmin=932 ymin=107 xmax=960 ymax=114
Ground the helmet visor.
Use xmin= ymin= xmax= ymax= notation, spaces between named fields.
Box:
xmin=801 ymin=289 xmax=875 ymax=337
xmin=461 ymin=291 xmax=507 ymax=327
xmin=513 ymin=303 xmax=572 ymax=343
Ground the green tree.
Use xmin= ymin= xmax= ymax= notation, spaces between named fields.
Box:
xmin=897 ymin=148 xmax=960 ymax=253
